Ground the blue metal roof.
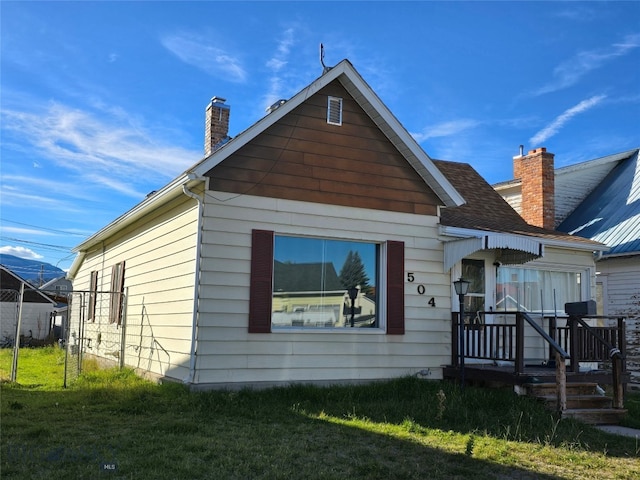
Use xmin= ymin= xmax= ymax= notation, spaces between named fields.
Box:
xmin=557 ymin=150 xmax=640 ymax=257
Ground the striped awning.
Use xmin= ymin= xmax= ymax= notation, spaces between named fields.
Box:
xmin=444 ymin=234 xmax=543 ymax=271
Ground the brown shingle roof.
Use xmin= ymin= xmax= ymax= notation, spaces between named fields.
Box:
xmin=433 ymin=160 xmax=603 ymax=248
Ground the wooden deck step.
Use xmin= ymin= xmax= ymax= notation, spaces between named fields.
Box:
xmin=562 ymin=408 xmax=628 ymax=425
xmin=522 ymin=382 xmax=599 ymax=397
xmin=522 ymin=381 xmax=626 ymax=425
xmin=537 ymin=394 xmax=612 ymax=410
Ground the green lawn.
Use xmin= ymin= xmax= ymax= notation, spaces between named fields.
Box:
xmin=1 ymin=348 xmax=639 ymax=479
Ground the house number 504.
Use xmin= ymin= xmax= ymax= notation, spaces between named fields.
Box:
xmin=406 ymin=273 xmax=436 ymax=307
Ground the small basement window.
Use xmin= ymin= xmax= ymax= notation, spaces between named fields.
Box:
xmin=327 ymin=96 xmax=343 ymax=126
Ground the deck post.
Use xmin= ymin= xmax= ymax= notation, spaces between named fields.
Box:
xmin=612 ymin=354 xmax=624 ymax=409
xmin=568 ymin=315 xmax=580 ymax=373
xmin=548 ymin=315 xmax=557 ymax=362
xmin=555 ymin=351 xmax=566 ymax=412
xmin=617 ymin=317 xmax=626 ymax=370
xmin=515 ymin=313 xmax=524 ymax=374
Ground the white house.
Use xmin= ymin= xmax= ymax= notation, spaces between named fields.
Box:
xmin=67 ymin=60 xmax=607 ymax=389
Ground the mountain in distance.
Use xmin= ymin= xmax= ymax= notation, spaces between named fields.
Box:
xmin=0 ymin=254 xmax=66 ymax=285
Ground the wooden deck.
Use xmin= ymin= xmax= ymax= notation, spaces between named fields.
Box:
xmin=443 ymin=363 xmax=631 ymax=387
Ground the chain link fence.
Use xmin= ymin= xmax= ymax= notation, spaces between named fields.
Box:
xmin=64 ymin=290 xmax=126 ymax=387
xmin=1 ymin=289 xmax=20 ymax=348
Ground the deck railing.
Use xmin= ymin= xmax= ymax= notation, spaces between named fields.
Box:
xmin=451 ymin=311 xmax=627 ymax=410
xmin=553 ymin=315 xmax=626 ymax=408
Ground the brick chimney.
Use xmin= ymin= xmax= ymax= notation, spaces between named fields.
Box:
xmin=204 ymin=96 xmax=230 ymax=157
xmin=513 ymin=147 xmax=555 ymax=229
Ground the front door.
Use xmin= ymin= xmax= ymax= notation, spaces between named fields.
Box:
xmin=461 ymin=258 xmax=492 ymax=363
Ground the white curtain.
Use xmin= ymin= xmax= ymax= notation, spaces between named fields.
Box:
xmin=497 ymin=267 xmax=581 ymax=314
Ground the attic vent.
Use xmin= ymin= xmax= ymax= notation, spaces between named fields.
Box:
xmin=327 ymin=96 xmax=342 ymax=126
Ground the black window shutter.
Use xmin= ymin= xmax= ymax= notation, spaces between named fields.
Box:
xmin=249 ymin=229 xmax=274 ymax=333
xmin=386 ymin=241 xmax=405 ymax=335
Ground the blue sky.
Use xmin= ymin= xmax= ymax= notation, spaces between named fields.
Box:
xmin=1 ymin=1 xmax=639 ymax=272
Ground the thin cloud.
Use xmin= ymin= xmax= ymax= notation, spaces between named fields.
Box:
xmin=161 ymin=33 xmax=247 ymax=82
xmin=1 ymin=226 xmax=55 ymax=237
xmin=529 ymin=95 xmax=606 ymax=145
xmin=2 ymin=175 xmax=97 ymax=201
xmin=554 ymin=6 xmax=599 ymax=22
xmin=411 ymin=119 xmax=480 ymax=143
xmin=530 ymin=33 xmax=640 ymax=96
xmin=262 ymin=28 xmax=297 ymax=110
xmin=0 ymin=246 xmax=43 ymax=260
xmin=1 ymin=101 xmax=200 ymax=198
xmin=0 ymin=187 xmax=87 ymax=215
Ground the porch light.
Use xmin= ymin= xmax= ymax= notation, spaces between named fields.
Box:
xmin=453 ymin=277 xmax=470 ymax=296
xmin=453 ymin=277 xmax=470 ymax=388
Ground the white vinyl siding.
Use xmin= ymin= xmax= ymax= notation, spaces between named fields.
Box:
xmin=194 ymin=191 xmax=449 ymax=387
xmin=555 ymin=161 xmax=618 ymax=225
xmin=596 ymin=257 xmax=640 ymax=387
xmin=71 ymin=193 xmax=200 ymax=381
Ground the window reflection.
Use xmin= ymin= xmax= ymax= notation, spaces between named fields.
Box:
xmin=272 ymin=236 xmax=378 ymax=328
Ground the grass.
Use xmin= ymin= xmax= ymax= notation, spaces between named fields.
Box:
xmin=1 ymin=348 xmax=639 ymax=479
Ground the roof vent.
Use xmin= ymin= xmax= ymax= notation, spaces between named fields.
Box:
xmin=327 ymin=96 xmax=342 ymax=126
xmin=266 ymin=99 xmax=287 ymax=114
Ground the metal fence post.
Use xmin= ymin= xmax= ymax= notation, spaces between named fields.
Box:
xmin=119 ymin=288 xmax=128 ymax=369
xmin=10 ymin=283 xmax=25 ymax=382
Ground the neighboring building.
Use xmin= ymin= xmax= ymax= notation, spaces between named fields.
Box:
xmin=68 ymin=60 xmax=606 ymax=389
xmin=494 ymin=148 xmax=640 ymax=387
xmin=0 ymin=265 xmax=56 ymax=340
xmin=39 ymin=276 xmax=72 ymax=341
xmin=40 ymin=276 xmax=72 ymax=299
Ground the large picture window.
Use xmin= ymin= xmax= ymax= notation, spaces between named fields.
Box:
xmin=248 ymin=230 xmax=405 ymax=334
xmin=272 ymin=236 xmax=379 ymax=329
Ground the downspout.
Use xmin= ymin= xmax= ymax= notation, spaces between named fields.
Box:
xmin=182 ymin=174 xmax=205 ymax=385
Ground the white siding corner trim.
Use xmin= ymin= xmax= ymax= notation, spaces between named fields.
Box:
xmin=444 ymin=234 xmax=543 ymax=272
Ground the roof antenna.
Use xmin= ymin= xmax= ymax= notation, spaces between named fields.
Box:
xmin=320 ymin=43 xmax=331 ymax=74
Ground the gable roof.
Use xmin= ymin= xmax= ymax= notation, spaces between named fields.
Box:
xmin=555 ymin=148 xmax=638 ymax=225
xmin=189 ymin=59 xmax=464 ymax=207
xmin=434 ymin=160 xmax=606 ymax=270
xmin=69 ymin=59 xmax=465 ymax=278
xmin=557 ymin=149 xmax=640 ymax=257
xmin=0 ymin=266 xmax=56 ymax=304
